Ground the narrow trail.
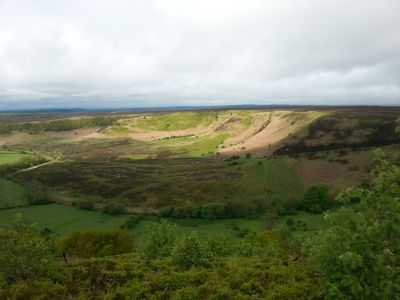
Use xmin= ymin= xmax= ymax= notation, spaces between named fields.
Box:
xmin=12 ymin=158 xmax=62 ymax=175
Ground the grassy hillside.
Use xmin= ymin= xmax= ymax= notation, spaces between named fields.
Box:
xmin=12 ymin=157 xmax=304 ymax=215
xmin=135 ymin=111 xmax=217 ymax=131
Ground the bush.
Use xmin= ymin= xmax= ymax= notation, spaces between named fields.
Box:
xmin=159 ymin=200 xmax=264 ymax=220
xmin=58 ymin=229 xmax=134 ymax=258
xmin=120 ymin=215 xmax=143 ymax=229
xmin=142 ymin=220 xmax=177 ymax=259
xmin=224 ymin=155 xmax=240 ymax=162
xmin=299 ymin=184 xmax=331 ymax=213
xmin=231 ymin=231 xmax=285 ymax=259
xmin=0 ymin=214 xmax=54 ymax=281
xmin=204 ymin=234 xmax=232 ymax=258
xmin=73 ymin=199 xmax=95 ymax=211
xmin=305 ymin=152 xmax=400 ymax=299
xmin=171 ymin=231 xmax=207 ymax=268
xmin=102 ymin=202 xmax=128 ymax=215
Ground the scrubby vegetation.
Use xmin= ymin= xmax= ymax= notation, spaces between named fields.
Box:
xmin=276 ymin=111 xmax=400 ymax=155
xmin=0 ymin=116 xmax=117 ymax=134
xmin=0 ymin=110 xmax=400 ymax=298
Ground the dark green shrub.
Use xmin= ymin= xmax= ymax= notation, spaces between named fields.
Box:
xmin=73 ymin=199 xmax=95 ymax=211
xmin=24 ymin=180 xmax=53 ymax=205
xmin=224 ymin=155 xmax=240 ymax=162
xmin=58 ymin=229 xmax=134 ymax=258
xmin=299 ymin=184 xmax=331 ymax=213
xmin=120 ymin=215 xmax=143 ymax=229
xmin=102 ymin=202 xmax=128 ymax=215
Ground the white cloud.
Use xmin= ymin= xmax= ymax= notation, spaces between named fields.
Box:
xmin=0 ymin=0 xmax=399 ymax=108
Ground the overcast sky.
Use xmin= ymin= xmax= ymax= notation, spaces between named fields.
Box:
xmin=0 ymin=0 xmax=399 ymax=109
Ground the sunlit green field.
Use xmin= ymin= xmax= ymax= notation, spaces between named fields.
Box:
xmin=135 ymin=111 xmax=217 ymax=131
xmin=0 ymin=203 xmax=332 ymax=242
xmin=0 ymin=150 xmax=33 ymax=165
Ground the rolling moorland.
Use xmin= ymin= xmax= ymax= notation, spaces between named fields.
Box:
xmin=1 ymin=107 xmax=400 ymax=299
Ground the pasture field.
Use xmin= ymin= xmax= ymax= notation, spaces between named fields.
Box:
xmin=0 ymin=149 xmax=33 ymax=165
xmin=0 ymin=204 xmax=264 ymax=240
xmin=0 ymin=203 xmax=330 ymax=241
xmin=0 ymin=178 xmax=26 ymax=209
xmin=0 ymin=204 xmax=128 ymax=236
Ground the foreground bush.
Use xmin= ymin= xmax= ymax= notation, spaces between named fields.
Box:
xmin=171 ymin=231 xmax=208 ymax=268
xmin=0 ymin=253 xmax=323 ymax=299
xmin=305 ymin=150 xmax=400 ymax=299
xmin=0 ymin=214 xmax=54 ymax=281
xmin=142 ymin=219 xmax=178 ymax=259
xmin=58 ymin=229 xmax=134 ymax=258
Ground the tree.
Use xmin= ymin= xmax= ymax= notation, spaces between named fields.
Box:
xmin=299 ymin=184 xmax=331 ymax=213
xmin=171 ymin=231 xmax=207 ymax=268
xmin=0 ymin=214 xmax=54 ymax=281
xmin=142 ymin=219 xmax=177 ymax=259
xmin=305 ymin=151 xmax=400 ymax=299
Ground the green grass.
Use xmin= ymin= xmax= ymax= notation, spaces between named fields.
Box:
xmin=130 ymin=217 xmax=262 ymax=242
xmin=274 ymin=211 xmax=330 ymax=231
xmin=151 ymin=133 xmax=229 ymax=157
xmin=0 ymin=204 xmax=263 ymax=239
xmin=0 ymin=204 xmax=127 ymax=236
xmin=183 ymin=134 xmax=228 ymax=156
xmin=0 ymin=178 xmax=27 ymax=209
xmin=152 ymin=133 xmax=229 ymax=157
xmin=0 ymin=150 xmax=33 ymax=165
xmin=136 ymin=111 xmax=217 ymax=131
xmin=0 ymin=203 xmax=333 ymax=243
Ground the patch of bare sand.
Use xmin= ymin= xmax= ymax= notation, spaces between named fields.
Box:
xmin=120 ymin=115 xmax=233 ymax=141
xmin=220 ymin=111 xmax=325 ymax=157
xmin=221 ymin=115 xmax=267 ymax=147
xmin=219 ymin=113 xmax=294 ymax=155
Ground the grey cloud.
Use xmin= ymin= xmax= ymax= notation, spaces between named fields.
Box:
xmin=0 ymin=0 xmax=399 ymax=109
